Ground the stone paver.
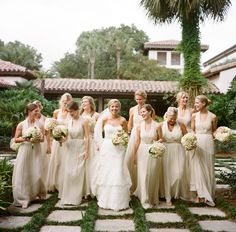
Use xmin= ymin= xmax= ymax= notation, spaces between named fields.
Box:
xmin=47 ymin=210 xmax=84 ymax=222
xmin=55 ymin=200 xmax=88 ymax=208
xmin=216 ymin=167 xmax=232 ymax=173
xmin=95 ymin=219 xmax=135 ymax=231
xmin=8 ymin=203 xmax=42 ymax=213
xmin=149 ymin=229 xmax=190 ymax=232
xmin=146 ymin=212 xmax=182 ymax=223
xmin=155 ymin=201 xmax=175 ymax=209
xmin=40 ymin=225 xmax=81 ymax=232
xmin=98 ymin=208 xmax=133 ymax=216
xmin=0 ymin=216 xmax=31 ymax=229
xmin=189 ymin=207 xmax=226 ymax=217
xmin=216 ymin=184 xmax=230 ymax=189
xmin=199 ymin=220 xmax=236 ymax=232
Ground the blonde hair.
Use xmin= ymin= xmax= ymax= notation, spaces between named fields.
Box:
xmin=59 ymin=93 xmax=72 ymax=108
xmin=108 ymin=99 xmax=121 ymax=109
xmin=80 ymin=96 xmax=96 ymax=115
xmin=135 ymin=90 xmax=147 ymax=99
xmin=165 ymin=107 xmax=178 ymax=117
xmin=176 ymin=91 xmax=189 ymax=103
xmin=195 ymin=95 xmax=211 ymax=106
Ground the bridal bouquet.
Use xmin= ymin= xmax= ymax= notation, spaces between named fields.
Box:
xmin=23 ymin=126 xmax=42 ymax=142
xmin=10 ymin=138 xmax=21 ymax=151
xmin=52 ymin=125 xmax=68 ymax=145
xmin=149 ymin=141 xmax=166 ymax=158
xmin=181 ymin=133 xmax=197 ymax=151
xmin=44 ymin=118 xmax=58 ymax=131
xmin=214 ymin=126 xmax=233 ymax=143
xmin=112 ymin=129 xmax=129 ymax=148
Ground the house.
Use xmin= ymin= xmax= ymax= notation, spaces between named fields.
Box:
xmin=203 ymin=44 xmax=236 ymax=93
xmin=0 ymin=59 xmax=36 ymax=88
xmin=144 ymin=40 xmax=209 ymax=73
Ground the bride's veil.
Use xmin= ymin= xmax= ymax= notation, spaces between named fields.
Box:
xmin=94 ymin=108 xmax=110 ymax=153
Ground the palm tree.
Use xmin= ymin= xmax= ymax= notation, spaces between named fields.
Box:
xmin=140 ymin=0 xmax=231 ymax=105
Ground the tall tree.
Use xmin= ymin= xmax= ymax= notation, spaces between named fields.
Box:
xmin=0 ymin=40 xmax=42 ymax=70
xmin=140 ymin=0 xmax=231 ymax=105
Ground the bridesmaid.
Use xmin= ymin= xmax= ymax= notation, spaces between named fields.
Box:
xmin=190 ymin=95 xmax=216 ymax=205
xmin=132 ymin=104 xmax=164 ymax=208
xmin=33 ymin=100 xmax=50 ymax=188
xmin=176 ymin=91 xmax=194 ymax=132
xmin=160 ymin=107 xmax=188 ymax=206
xmin=126 ymin=90 xmax=147 ymax=193
xmin=60 ymin=101 xmax=90 ymax=205
xmin=80 ymin=96 xmax=99 ymax=196
xmin=47 ymin=93 xmax=72 ymax=196
xmin=13 ymin=103 xmax=46 ymax=208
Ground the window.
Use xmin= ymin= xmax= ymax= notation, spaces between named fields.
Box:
xmin=157 ymin=52 xmax=167 ymax=65
xmin=171 ymin=52 xmax=181 ymax=65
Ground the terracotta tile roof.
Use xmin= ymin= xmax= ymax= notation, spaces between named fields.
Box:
xmin=33 ymin=78 xmax=219 ymax=95
xmin=144 ymin=40 xmax=209 ymax=52
xmin=0 ymin=59 xmax=36 ymax=79
xmin=0 ymin=79 xmax=15 ymax=89
xmin=203 ymin=61 xmax=236 ymax=78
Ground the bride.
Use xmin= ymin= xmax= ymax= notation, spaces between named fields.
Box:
xmin=93 ymin=99 xmax=131 ymax=211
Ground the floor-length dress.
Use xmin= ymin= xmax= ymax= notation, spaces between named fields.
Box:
xmin=60 ymin=117 xmax=86 ymax=205
xmin=82 ymin=114 xmax=97 ymax=196
xmin=126 ymin=105 xmax=143 ymax=192
xmin=13 ymin=119 xmax=46 ymax=207
xmin=162 ymin=121 xmax=187 ymax=202
xmin=47 ymin=110 xmax=70 ymax=197
xmin=189 ymin=111 xmax=215 ymax=205
xmin=93 ymin=124 xmax=131 ymax=211
xmin=134 ymin=120 xmax=164 ymax=207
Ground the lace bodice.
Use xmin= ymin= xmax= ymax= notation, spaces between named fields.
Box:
xmin=57 ymin=109 xmax=71 ymax=125
xmin=140 ymin=120 xmax=158 ymax=144
xmin=195 ymin=111 xmax=212 ymax=134
xmin=104 ymin=124 xmax=122 ymax=139
xmin=133 ymin=105 xmax=143 ymax=127
xmin=177 ymin=107 xmax=191 ymax=130
xmin=68 ymin=118 xmax=84 ymax=139
xmin=162 ymin=121 xmax=182 ymax=143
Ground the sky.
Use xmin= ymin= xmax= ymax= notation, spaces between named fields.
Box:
xmin=1 ymin=0 xmax=236 ymax=69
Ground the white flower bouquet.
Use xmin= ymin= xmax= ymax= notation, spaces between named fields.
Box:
xmin=112 ymin=129 xmax=129 ymax=148
xmin=44 ymin=118 xmax=58 ymax=131
xmin=23 ymin=126 xmax=42 ymax=142
xmin=52 ymin=125 xmax=68 ymax=145
xmin=149 ymin=141 xmax=166 ymax=158
xmin=181 ymin=133 xmax=197 ymax=151
xmin=10 ymin=138 xmax=21 ymax=151
xmin=214 ymin=126 xmax=233 ymax=143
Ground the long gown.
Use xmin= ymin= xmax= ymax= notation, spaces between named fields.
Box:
xmin=134 ymin=120 xmax=164 ymax=207
xmin=12 ymin=119 xmax=46 ymax=207
xmin=47 ymin=109 xmax=70 ymax=197
xmin=82 ymin=114 xmax=97 ymax=196
xmin=93 ymin=124 xmax=131 ymax=211
xmin=125 ymin=105 xmax=143 ymax=192
xmin=60 ymin=117 xmax=86 ymax=205
xmin=162 ymin=121 xmax=187 ymax=202
xmin=189 ymin=111 xmax=215 ymax=205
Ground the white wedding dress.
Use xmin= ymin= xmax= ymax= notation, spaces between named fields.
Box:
xmin=93 ymin=124 xmax=131 ymax=211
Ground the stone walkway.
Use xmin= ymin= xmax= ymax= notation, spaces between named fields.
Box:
xmin=0 ymin=157 xmax=236 ymax=232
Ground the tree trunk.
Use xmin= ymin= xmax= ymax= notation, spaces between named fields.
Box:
xmin=40 ymin=79 xmax=45 ymax=96
xmin=180 ymin=11 xmax=206 ymax=107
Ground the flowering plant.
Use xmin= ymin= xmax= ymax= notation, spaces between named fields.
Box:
xmin=44 ymin=118 xmax=58 ymax=131
xmin=112 ymin=129 xmax=129 ymax=147
xmin=214 ymin=126 xmax=233 ymax=143
xmin=149 ymin=141 xmax=166 ymax=158
xmin=181 ymin=133 xmax=197 ymax=150
xmin=10 ymin=138 xmax=21 ymax=151
xmin=52 ymin=125 xmax=68 ymax=145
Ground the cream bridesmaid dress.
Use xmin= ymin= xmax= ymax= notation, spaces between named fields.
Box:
xmin=126 ymin=105 xmax=143 ymax=192
xmin=47 ymin=109 xmax=70 ymax=197
xmin=134 ymin=120 xmax=164 ymax=208
xmin=13 ymin=119 xmax=46 ymax=208
xmin=60 ymin=117 xmax=87 ymax=205
xmin=177 ymin=107 xmax=192 ymax=132
xmin=189 ymin=111 xmax=215 ymax=205
xmin=162 ymin=121 xmax=187 ymax=203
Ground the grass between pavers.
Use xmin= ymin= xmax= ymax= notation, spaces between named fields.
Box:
xmin=216 ymin=197 xmax=236 ymax=220
xmin=131 ymin=197 xmax=149 ymax=232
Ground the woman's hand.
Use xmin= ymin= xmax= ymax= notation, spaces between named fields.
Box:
xmin=83 ymin=152 xmax=89 ymax=160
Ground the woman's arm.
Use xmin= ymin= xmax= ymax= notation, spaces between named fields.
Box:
xmin=157 ymin=123 xmax=164 ymax=142
xmin=127 ymin=108 xmax=134 ymax=133
xmin=14 ymin=123 xmax=25 ymax=143
xmin=180 ymin=123 xmax=187 ymax=136
xmin=83 ymin=120 xmax=90 ymax=160
xmin=132 ymin=125 xmax=141 ymax=165
xmin=191 ymin=113 xmax=196 ymax=133
xmin=122 ymin=118 xmax=128 ymax=133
